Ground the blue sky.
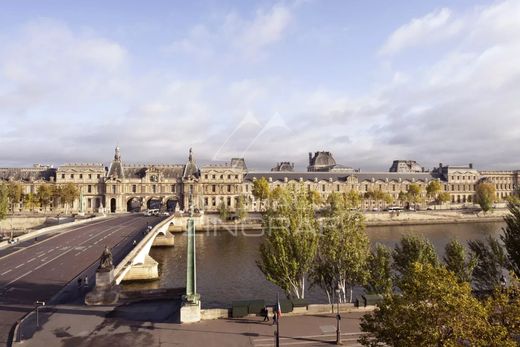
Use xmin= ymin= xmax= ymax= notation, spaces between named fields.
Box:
xmin=1 ymin=0 xmax=519 ymax=171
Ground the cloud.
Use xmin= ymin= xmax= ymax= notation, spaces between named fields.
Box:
xmin=167 ymin=3 xmax=292 ymax=62
xmin=380 ymin=8 xmax=460 ymax=56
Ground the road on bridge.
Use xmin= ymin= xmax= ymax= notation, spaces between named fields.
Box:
xmin=0 ymin=214 xmax=165 ymax=346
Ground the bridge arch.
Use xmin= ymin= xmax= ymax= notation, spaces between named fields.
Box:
xmin=127 ymin=197 xmax=142 ymax=212
xmin=146 ymin=197 xmax=163 ymax=210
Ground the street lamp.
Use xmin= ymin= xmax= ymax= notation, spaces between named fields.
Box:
xmin=35 ymin=301 xmax=45 ymax=327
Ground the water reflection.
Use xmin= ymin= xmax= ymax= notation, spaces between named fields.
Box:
xmin=122 ymin=221 xmax=505 ymax=308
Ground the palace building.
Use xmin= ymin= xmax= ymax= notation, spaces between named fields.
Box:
xmin=0 ymin=146 xmax=518 ymax=214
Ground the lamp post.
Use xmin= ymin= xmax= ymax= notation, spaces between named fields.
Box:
xmin=335 ymin=287 xmax=342 ymax=345
xmin=35 ymin=301 xmax=45 ymax=327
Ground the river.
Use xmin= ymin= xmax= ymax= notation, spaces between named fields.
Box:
xmin=122 ymin=221 xmax=505 ymax=308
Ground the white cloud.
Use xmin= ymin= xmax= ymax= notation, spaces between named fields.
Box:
xmin=380 ymin=8 xmax=460 ymax=56
xmin=168 ymin=3 xmax=292 ymax=62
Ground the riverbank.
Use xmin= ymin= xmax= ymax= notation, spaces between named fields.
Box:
xmin=181 ymin=209 xmax=508 ymax=233
xmin=364 ymin=209 xmax=507 ymax=227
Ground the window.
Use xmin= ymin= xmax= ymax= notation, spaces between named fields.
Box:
xmin=227 ymin=185 xmax=231 ymax=193
xmin=227 ymin=197 xmax=231 ymax=206
xmin=212 ymin=175 xmax=216 ymax=179
xmin=228 ymin=175 xmax=231 ymax=179
xmin=88 ymin=198 xmax=92 ymax=208
xmin=61 ymin=174 xmax=65 ymax=179
xmin=132 ymin=185 xmax=137 ymax=193
xmin=204 ymin=197 xmax=208 ymax=206
xmin=152 ymin=185 xmax=157 ymax=193
xmin=235 ymin=175 xmax=239 ymax=179
xmin=212 ymin=185 xmax=216 ymax=193
xmin=220 ymin=175 xmax=224 ymax=179
xmin=97 ymin=174 xmax=101 ymax=179
xmin=171 ymin=185 xmax=175 ymax=193
xmin=89 ymin=174 xmax=92 ymax=179
xmin=112 ymin=185 xmax=116 ymax=194
xmin=322 ymin=185 xmax=326 ymax=192
xmin=88 ymin=185 xmax=92 ymax=193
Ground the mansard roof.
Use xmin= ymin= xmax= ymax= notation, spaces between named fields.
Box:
xmin=244 ymin=171 xmax=437 ymax=183
xmin=123 ymin=165 xmax=184 ymax=179
xmin=0 ymin=167 xmax=56 ymax=182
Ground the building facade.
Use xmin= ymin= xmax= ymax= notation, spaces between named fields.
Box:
xmin=1 ymin=147 xmax=518 ymax=214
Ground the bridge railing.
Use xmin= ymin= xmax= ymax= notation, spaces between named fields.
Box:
xmin=113 ymin=215 xmax=175 ymax=284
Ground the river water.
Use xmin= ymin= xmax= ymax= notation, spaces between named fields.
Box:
xmin=122 ymin=221 xmax=505 ymax=308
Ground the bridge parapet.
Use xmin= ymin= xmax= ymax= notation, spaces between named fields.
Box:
xmin=114 ymin=215 xmax=175 ymax=284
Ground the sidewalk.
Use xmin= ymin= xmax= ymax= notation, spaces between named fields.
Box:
xmin=16 ymin=301 xmax=367 ymax=347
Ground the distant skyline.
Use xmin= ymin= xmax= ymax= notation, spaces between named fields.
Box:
xmin=1 ymin=0 xmax=519 ymax=171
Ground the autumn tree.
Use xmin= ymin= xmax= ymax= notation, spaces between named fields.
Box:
xmin=23 ymin=193 xmax=39 ymax=213
xmin=476 ymin=181 xmax=496 ymax=213
xmin=360 ymin=263 xmax=514 ymax=347
xmin=406 ymin=183 xmax=423 ymax=209
xmin=37 ymin=183 xmax=54 ymax=212
xmin=7 ymin=182 xmax=23 ymax=212
xmin=345 ymin=190 xmax=362 ymax=208
xmin=365 ymin=243 xmax=393 ymax=295
xmin=436 ymin=191 xmax=451 ymax=205
xmin=501 ymin=202 xmax=520 ymax=276
xmin=425 ymin=180 xmax=442 ymax=204
xmin=257 ymin=184 xmax=319 ymax=299
xmin=59 ymin=183 xmax=80 ymax=214
xmin=0 ymin=183 xmax=8 ymax=221
xmin=443 ymin=239 xmax=477 ymax=283
xmin=252 ymin=177 xmax=270 ymax=210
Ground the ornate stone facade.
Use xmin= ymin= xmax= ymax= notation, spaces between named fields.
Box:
xmin=1 ymin=148 xmax=518 ymax=214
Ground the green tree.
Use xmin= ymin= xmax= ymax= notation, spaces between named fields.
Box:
xmin=476 ymin=182 xmax=496 ymax=213
xmin=382 ymin=192 xmax=394 ymax=206
xmin=501 ymin=202 xmax=520 ymax=276
xmin=37 ymin=183 xmax=54 ymax=212
xmin=252 ymin=177 xmax=270 ymax=210
xmin=257 ymin=184 xmax=318 ymax=299
xmin=392 ymin=235 xmax=438 ymax=279
xmin=7 ymin=182 xmax=23 ymax=212
xmin=218 ymin=201 xmax=229 ymax=220
xmin=397 ymin=191 xmax=407 ymax=205
xmin=0 ymin=183 xmax=8 ymax=221
xmin=365 ymin=243 xmax=393 ymax=295
xmin=443 ymin=239 xmax=477 ymax=283
xmin=360 ymin=263 xmax=514 ymax=347
xmin=426 ymin=180 xmax=442 ymax=203
xmin=312 ymin=208 xmax=369 ymax=303
xmin=469 ymin=236 xmax=508 ymax=291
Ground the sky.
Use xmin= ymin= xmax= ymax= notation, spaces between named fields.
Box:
xmin=1 ymin=0 xmax=519 ymax=171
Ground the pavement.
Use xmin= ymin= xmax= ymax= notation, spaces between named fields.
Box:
xmin=16 ymin=300 xmax=367 ymax=347
xmin=0 ymin=214 xmax=165 ymax=346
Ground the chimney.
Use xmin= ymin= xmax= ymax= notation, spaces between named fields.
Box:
xmin=308 ymin=152 xmax=312 ymax=164
xmin=439 ymin=163 xmax=443 ymax=168
xmin=469 ymin=163 xmax=473 ymax=169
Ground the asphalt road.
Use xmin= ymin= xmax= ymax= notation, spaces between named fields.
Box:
xmin=0 ymin=213 xmax=164 ymax=346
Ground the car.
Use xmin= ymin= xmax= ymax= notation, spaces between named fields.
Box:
xmin=372 ymin=207 xmax=380 ymax=212
xmin=161 ymin=211 xmax=170 ymax=216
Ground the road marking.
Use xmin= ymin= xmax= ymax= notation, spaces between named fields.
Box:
xmin=27 ymin=258 xmax=35 ymax=263
xmin=15 ymin=263 xmax=24 ymax=269
xmin=1 ymin=269 xmax=12 ymax=276
xmin=5 ymin=270 xmax=32 ymax=287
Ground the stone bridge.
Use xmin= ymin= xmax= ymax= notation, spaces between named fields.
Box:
xmin=114 ymin=216 xmax=176 ymax=283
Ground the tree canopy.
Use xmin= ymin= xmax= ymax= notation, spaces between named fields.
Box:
xmin=257 ymin=184 xmax=319 ymax=299
xmin=476 ymin=182 xmax=496 ymax=212
xmin=443 ymin=239 xmax=477 ymax=283
xmin=501 ymin=202 xmax=520 ymax=276
xmin=392 ymin=235 xmax=438 ymax=279
xmin=360 ymin=263 xmax=515 ymax=347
